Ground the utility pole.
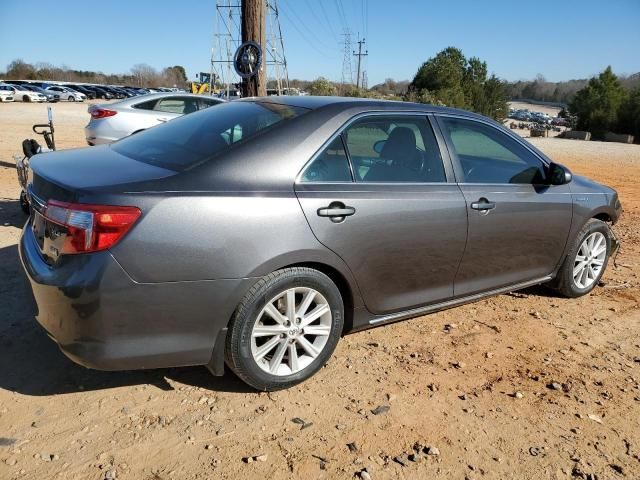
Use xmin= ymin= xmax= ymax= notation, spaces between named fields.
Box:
xmin=353 ymin=37 xmax=368 ymax=89
xmin=241 ymin=0 xmax=266 ymax=97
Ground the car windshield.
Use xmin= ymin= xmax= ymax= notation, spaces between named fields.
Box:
xmin=111 ymin=101 xmax=309 ymax=172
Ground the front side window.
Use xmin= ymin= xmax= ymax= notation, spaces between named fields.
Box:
xmin=439 ymin=117 xmax=546 ymax=184
xmin=301 ymin=136 xmax=352 ymax=182
xmin=343 ymin=116 xmax=446 ymax=183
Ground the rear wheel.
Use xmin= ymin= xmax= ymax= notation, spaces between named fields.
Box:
xmin=225 ymin=267 xmax=344 ymax=391
xmin=551 ymin=219 xmax=611 ymax=297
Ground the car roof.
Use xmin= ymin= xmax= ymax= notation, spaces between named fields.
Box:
xmin=242 ymin=95 xmax=488 ymax=119
xmin=113 ymin=92 xmax=226 ymax=107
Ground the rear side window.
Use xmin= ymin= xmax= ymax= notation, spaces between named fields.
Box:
xmin=343 ymin=115 xmax=446 ymax=183
xmin=439 ymin=117 xmax=546 ymax=184
xmin=111 ymin=101 xmax=308 ymax=171
xmin=198 ymin=98 xmax=222 ymax=109
xmin=301 ymin=136 xmax=352 ymax=182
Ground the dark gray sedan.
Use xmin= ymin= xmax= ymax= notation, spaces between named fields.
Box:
xmin=20 ymin=97 xmax=621 ymax=390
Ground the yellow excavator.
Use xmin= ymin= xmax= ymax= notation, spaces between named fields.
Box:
xmin=190 ymin=82 xmax=211 ymax=94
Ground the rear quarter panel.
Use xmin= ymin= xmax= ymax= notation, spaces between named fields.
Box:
xmin=109 ymin=192 xmax=360 ymax=303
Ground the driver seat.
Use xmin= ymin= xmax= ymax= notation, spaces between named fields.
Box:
xmin=364 ymin=127 xmax=422 ymax=182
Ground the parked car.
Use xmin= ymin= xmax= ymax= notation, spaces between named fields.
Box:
xmin=84 ymin=93 xmax=224 ymax=145
xmin=68 ymin=85 xmax=97 ymax=100
xmin=3 ymin=84 xmax=47 ymax=102
xmin=21 ymin=97 xmax=621 ymax=391
xmin=0 ymin=84 xmax=15 ymax=102
xmin=45 ymin=85 xmax=86 ymax=102
xmin=111 ymin=86 xmax=134 ymax=98
xmin=21 ymin=85 xmax=60 ymax=102
xmin=84 ymin=85 xmax=113 ymax=100
xmin=100 ymin=86 xmax=125 ymax=99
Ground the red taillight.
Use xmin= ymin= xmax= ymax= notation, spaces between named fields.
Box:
xmin=44 ymin=200 xmax=141 ymax=254
xmin=90 ymin=108 xmax=117 ymax=119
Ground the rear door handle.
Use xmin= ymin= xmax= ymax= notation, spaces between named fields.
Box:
xmin=157 ymin=117 xmax=169 ymax=122
xmin=470 ymin=198 xmax=496 ymax=211
xmin=317 ymin=202 xmax=356 ymax=223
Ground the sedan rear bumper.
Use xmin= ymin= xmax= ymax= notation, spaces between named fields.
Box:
xmin=20 ymin=224 xmax=252 ymax=373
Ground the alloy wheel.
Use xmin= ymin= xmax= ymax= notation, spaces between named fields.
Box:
xmin=573 ymin=232 xmax=607 ymax=289
xmin=250 ymin=287 xmax=332 ymax=376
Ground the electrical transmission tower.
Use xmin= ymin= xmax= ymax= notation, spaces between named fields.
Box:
xmin=210 ymin=0 xmax=289 ymax=98
xmin=340 ymin=31 xmax=354 ymax=93
xmin=353 ymin=36 xmax=368 ymax=89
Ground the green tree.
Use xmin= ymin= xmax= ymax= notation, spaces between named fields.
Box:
xmin=617 ymin=86 xmax=640 ymax=142
xmin=569 ymin=66 xmax=628 ymax=139
xmin=411 ymin=47 xmax=467 ymax=107
xmin=307 ymin=77 xmax=336 ymax=96
xmin=409 ymin=47 xmax=507 ymax=120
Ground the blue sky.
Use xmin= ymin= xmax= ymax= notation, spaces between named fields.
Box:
xmin=1 ymin=0 xmax=638 ymax=85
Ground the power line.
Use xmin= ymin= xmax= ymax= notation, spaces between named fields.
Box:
xmin=333 ymin=0 xmax=348 ymax=31
xmin=282 ymin=0 xmax=337 ymax=52
xmin=317 ymin=0 xmax=339 ymax=41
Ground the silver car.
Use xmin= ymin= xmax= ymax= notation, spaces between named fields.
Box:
xmin=84 ymin=93 xmax=224 ymax=145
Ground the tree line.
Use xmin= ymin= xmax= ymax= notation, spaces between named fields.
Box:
xmin=569 ymin=67 xmax=640 ymax=141
xmin=507 ymin=73 xmax=640 ymax=105
xmin=4 ymin=55 xmax=638 ymax=141
xmin=1 ymin=59 xmax=188 ymax=88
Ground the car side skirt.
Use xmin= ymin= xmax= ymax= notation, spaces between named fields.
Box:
xmin=364 ymin=275 xmax=553 ymax=328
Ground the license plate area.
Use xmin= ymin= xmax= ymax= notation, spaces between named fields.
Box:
xmin=31 ymin=210 xmax=66 ymax=263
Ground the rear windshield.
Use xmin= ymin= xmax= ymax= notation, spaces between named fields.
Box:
xmin=111 ymin=101 xmax=308 ymax=171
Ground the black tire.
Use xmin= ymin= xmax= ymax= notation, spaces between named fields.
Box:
xmin=23 ymin=95 xmax=30 ymax=102
xmin=551 ymin=219 xmax=611 ymax=298
xmin=225 ymin=267 xmax=344 ymax=391
xmin=68 ymin=95 xmax=75 ymax=102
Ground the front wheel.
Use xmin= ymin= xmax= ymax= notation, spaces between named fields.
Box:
xmin=552 ymin=219 xmax=611 ymax=298
xmin=68 ymin=95 xmax=75 ymax=102
xmin=225 ymin=267 xmax=344 ymax=391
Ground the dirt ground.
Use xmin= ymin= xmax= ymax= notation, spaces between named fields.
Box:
xmin=0 ymin=101 xmax=639 ymax=480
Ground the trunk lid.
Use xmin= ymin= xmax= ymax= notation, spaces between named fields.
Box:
xmin=29 ymin=145 xmax=176 ymax=199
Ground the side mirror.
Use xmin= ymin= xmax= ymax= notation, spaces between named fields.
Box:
xmin=548 ymin=162 xmax=572 ymax=185
xmin=373 ymin=139 xmax=386 ymax=154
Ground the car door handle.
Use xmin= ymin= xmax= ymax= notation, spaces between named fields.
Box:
xmin=157 ymin=117 xmax=168 ymax=122
xmin=317 ymin=202 xmax=356 ymax=223
xmin=470 ymin=198 xmax=496 ymax=211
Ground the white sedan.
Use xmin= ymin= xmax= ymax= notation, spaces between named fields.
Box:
xmin=45 ymin=85 xmax=86 ymax=102
xmin=84 ymin=93 xmax=223 ymax=145
xmin=0 ymin=85 xmax=15 ymax=102
xmin=2 ymin=84 xmax=46 ymax=102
